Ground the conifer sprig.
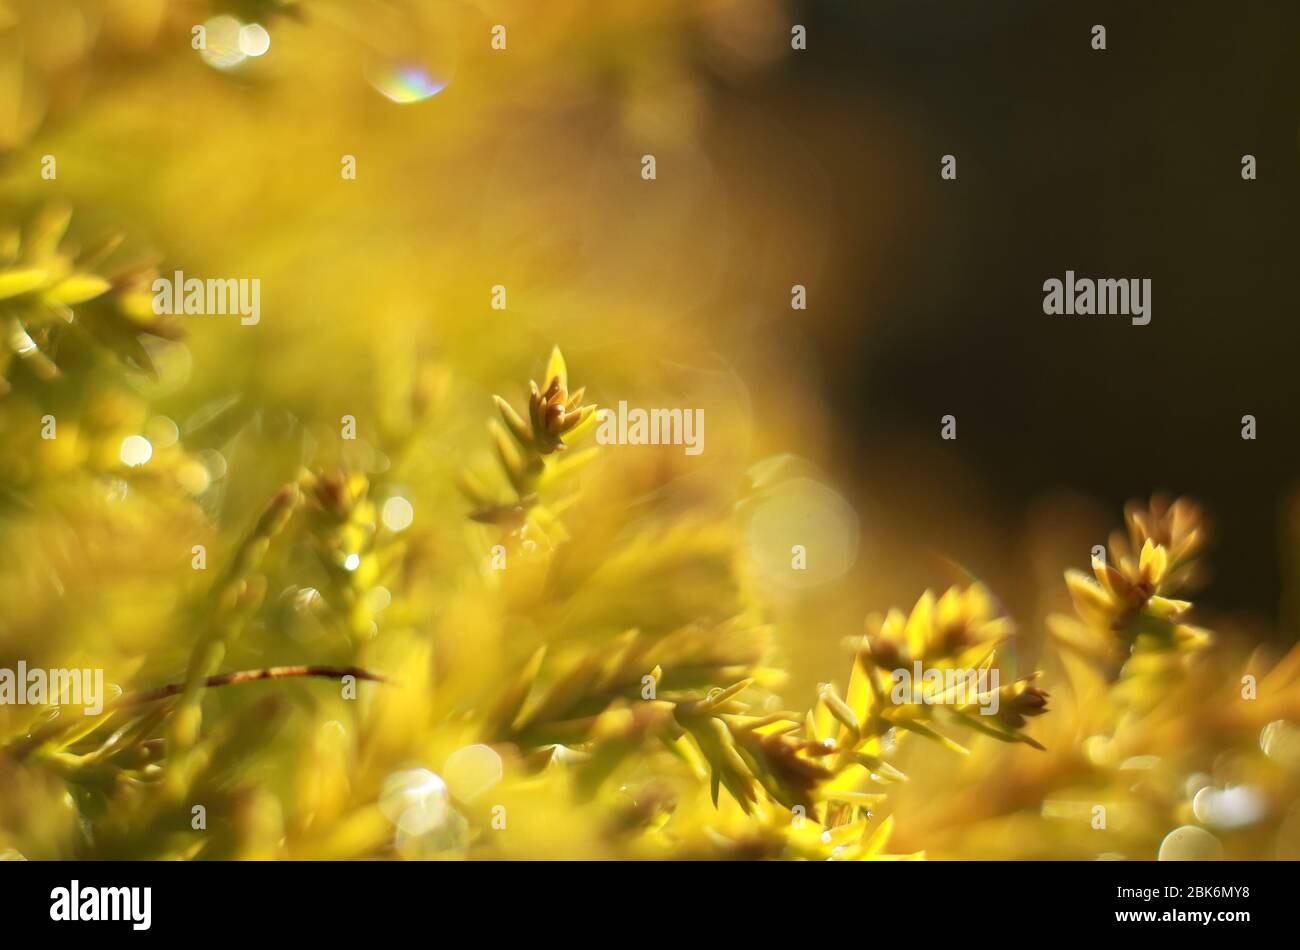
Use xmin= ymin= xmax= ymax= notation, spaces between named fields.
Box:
xmin=459 ymin=346 xmax=598 ymax=538
xmin=0 ymin=204 xmax=174 ymax=393
xmin=452 ymin=351 xmax=1053 ymax=859
xmin=1056 ymin=495 xmax=1213 ymax=675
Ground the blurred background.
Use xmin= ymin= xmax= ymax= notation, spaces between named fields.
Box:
xmin=2 ymin=0 xmax=1299 ymax=860
xmin=789 ymin=0 xmax=1300 ymax=626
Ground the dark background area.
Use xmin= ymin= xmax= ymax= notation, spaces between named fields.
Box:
xmin=759 ymin=0 xmax=1300 ymax=621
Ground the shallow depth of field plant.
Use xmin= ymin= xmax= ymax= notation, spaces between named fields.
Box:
xmin=2 ymin=1 xmax=1300 ymax=861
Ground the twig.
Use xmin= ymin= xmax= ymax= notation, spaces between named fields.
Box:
xmin=110 ymin=664 xmax=391 ymax=711
xmin=2 ymin=666 xmax=390 ymax=762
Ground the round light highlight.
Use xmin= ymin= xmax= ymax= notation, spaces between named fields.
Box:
xmin=119 ymin=435 xmax=153 ymax=467
xmin=1157 ymin=825 xmax=1223 ymax=861
xmin=199 ymin=16 xmax=246 ymax=70
xmin=145 ymin=415 xmax=179 ymax=449
xmin=379 ymin=768 xmax=449 ymax=833
xmin=745 ymin=474 xmax=859 ymax=589
xmin=382 ymin=496 xmax=414 ymax=532
xmin=239 ymin=23 xmax=271 ymax=57
xmin=443 ymin=744 xmax=503 ymax=803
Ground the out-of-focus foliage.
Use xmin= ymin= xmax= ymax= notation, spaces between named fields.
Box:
xmin=0 ymin=270 xmax=1044 ymax=857
xmin=888 ymin=499 xmax=1300 ymax=860
xmin=1 ymin=0 xmax=1298 ymax=863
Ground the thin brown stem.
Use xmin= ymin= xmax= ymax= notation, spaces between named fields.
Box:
xmin=112 ymin=665 xmax=391 ymax=710
xmin=3 ymin=666 xmax=390 ymax=762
